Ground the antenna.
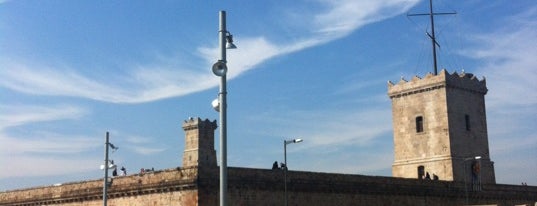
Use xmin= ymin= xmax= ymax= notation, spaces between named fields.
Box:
xmin=408 ymin=0 xmax=456 ymax=75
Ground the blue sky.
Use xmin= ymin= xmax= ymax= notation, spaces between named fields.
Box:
xmin=1 ymin=0 xmax=536 ymax=191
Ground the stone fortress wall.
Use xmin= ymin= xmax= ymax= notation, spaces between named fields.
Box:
xmin=224 ymin=167 xmax=536 ymax=206
xmin=0 ymin=167 xmax=199 ymax=206
xmin=1 ymin=165 xmax=536 ymax=206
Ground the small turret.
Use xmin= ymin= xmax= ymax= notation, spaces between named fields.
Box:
xmin=182 ymin=117 xmax=217 ymax=168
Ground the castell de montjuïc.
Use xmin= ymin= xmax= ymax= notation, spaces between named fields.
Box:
xmin=1 ymin=2 xmax=536 ymax=206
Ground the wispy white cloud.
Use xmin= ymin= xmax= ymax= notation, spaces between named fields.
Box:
xmin=0 ymin=60 xmax=216 ymax=103
xmin=0 ymin=131 xmax=101 ymax=179
xmin=461 ymin=7 xmax=537 ymax=140
xmin=235 ymin=104 xmax=394 ymax=174
xmin=0 ymin=0 xmax=419 ymax=104
xmin=0 ymin=104 xmax=100 ymax=179
xmin=462 ymin=7 xmax=537 ymax=108
xmin=314 ymin=0 xmax=418 ymax=37
xmin=0 ymin=104 xmax=167 ymax=178
xmin=129 ymin=146 xmax=167 ymax=155
xmin=0 ymin=155 xmax=99 ymax=178
xmin=248 ymin=106 xmax=392 ymax=150
xmin=301 ymin=109 xmax=392 ymax=149
xmin=460 ymin=6 xmax=537 ymax=185
xmin=0 ymin=132 xmax=99 ymax=155
xmin=113 ymin=133 xmax=168 ymax=155
xmin=0 ymin=104 xmax=87 ymax=129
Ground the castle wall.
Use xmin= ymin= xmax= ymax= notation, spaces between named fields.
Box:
xmin=0 ymin=167 xmax=199 ymax=206
xmin=1 ymin=166 xmax=536 ymax=206
xmin=219 ymin=167 xmax=536 ymax=206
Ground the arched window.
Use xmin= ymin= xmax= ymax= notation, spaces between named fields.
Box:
xmin=416 ymin=116 xmax=424 ymax=133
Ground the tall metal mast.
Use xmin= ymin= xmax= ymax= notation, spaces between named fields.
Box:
xmin=408 ymin=0 xmax=456 ymax=75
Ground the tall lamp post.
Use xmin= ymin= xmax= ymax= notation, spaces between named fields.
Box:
xmin=102 ymin=131 xmax=118 ymax=206
xmin=464 ymin=156 xmax=481 ymax=205
xmin=211 ymin=10 xmax=236 ymax=206
xmin=284 ymin=138 xmax=303 ymax=206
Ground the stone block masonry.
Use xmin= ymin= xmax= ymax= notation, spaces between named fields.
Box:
xmin=4 ymin=165 xmax=535 ymax=205
xmin=0 ymin=167 xmax=199 ymax=206
xmin=388 ymin=70 xmax=495 ymax=184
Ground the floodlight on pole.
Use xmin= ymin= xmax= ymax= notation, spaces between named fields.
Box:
xmin=212 ymin=98 xmax=220 ymax=112
xmin=225 ymin=33 xmax=237 ymax=49
xmin=212 ymin=10 xmax=236 ymax=206
xmin=284 ymin=138 xmax=303 ymax=206
xmin=102 ymin=132 xmax=118 ymax=206
xmin=100 ymin=163 xmax=117 ymax=170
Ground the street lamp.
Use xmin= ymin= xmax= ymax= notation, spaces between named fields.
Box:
xmin=211 ymin=10 xmax=236 ymax=206
xmin=284 ymin=138 xmax=303 ymax=206
xmin=102 ymin=131 xmax=118 ymax=206
xmin=464 ymin=156 xmax=481 ymax=205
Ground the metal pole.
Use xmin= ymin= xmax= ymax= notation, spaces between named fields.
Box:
xmin=429 ymin=0 xmax=438 ymax=75
xmin=478 ymin=158 xmax=482 ymax=191
xmin=103 ymin=132 xmax=109 ymax=206
xmin=284 ymin=141 xmax=288 ymax=206
xmin=464 ymin=160 xmax=468 ymax=205
xmin=219 ymin=10 xmax=228 ymax=206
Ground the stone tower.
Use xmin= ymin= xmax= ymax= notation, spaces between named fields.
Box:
xmin=388 ymin=70 xmax=495 ymax=184
xmin=182 ymin=117 xmax=217 ymax=168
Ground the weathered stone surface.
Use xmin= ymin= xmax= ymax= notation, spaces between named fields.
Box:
xmin=182 ymin=117 xmax=217 ymax=168
xmin=0 ymin=167 xmax=198 ymax=206
xmin=389 ymin=70 xmax=495 ymax=184
xmin=2 ymin=166 xmax=535 ymax=206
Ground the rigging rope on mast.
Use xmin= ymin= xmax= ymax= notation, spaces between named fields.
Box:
xmin=407 ymin=0 xmax=456 ymax=75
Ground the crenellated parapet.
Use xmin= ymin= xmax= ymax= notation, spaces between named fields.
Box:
xmin=388 ymin=69 xmax=495 ymax=184
xmin=388 ymin=69 xmax=487 ymax=99
xmin=182 ymin=117 xmax=217 ymax=131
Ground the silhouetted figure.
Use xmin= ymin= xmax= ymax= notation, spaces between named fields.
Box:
xmin=272 ymin=161 xmax=279 ymax=170
xmin=280 ymin=163 xmax=286 ymax=171
xmin=425 ymin=172 xmax=431 ymax=180
xmin=120 ymin=167 xmax=127 ymax=176
xmin=112 ymin=168 xmax=118 ymax=177
xmin=433 ymin=173 xmax=439 ymax=180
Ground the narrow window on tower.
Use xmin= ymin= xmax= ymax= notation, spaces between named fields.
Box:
xmin=416 ymin=116 xmax=424 ymax=133
xmin=465 ymin=114 xmax=471 ymax=131
xmin=417 ymin=165 xmax=425 ymax=179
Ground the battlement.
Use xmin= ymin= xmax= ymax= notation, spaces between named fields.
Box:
xmin=182 ymin=117 xmax=217 ymax=168
xmin=0 ymin=167 xmax=199 ymax=206
xmin=388 ymin=69 xmax=487 ymax=98
xmin=182 ymin=117 xmax=217 ymax=131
